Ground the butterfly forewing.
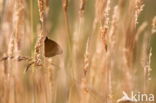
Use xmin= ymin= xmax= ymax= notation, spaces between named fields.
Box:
xmin=44 ymin=37 xmax=63 ymax=57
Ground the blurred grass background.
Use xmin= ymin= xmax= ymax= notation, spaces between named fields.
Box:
xmin=28 ymin=0 xmax=156 ymax=78
xmin=0 ymin=0 xmax=155 ymax=103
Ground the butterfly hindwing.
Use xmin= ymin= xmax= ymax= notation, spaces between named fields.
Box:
xmin=44 ymin=37 xmax=63 ymax=57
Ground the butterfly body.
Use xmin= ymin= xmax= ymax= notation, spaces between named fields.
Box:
xmin=44 ymin=37 xmax=63 ymax=57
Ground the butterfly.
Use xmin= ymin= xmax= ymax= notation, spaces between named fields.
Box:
xmin=44 ymin=37 xmax=63 ymax=57
xmin=24 ymin=37 xmax=63 ymax=72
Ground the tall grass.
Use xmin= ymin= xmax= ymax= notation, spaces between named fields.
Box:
xmin=0 ymin=0 xmax=155 ymax=103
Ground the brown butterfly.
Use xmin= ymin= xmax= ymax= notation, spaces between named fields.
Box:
xmin=44 ymin=37 xmax=63 ymax=57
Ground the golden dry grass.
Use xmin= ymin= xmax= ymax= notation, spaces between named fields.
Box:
xmin=0 ymin=0 xmax=155 ymax=103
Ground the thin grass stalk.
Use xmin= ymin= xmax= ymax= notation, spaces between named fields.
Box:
xmin=78 ymin=1 xmax=90 ymax=102
xmin=30 ymin=0 xmax=35 ymax=56
xmin=62 ymin=0 xmax=75 ymax=83
xmin=80 ymin=39 xmax=90 ymax=103
xmin=141 ymin=31 xmax=152 ymax=93
xmin=7 ymin=0 xmax=16 ymax=101
xmin=135 ymin=0 xmax=144 ymax=25
xmin=34 ymin=0 xmax=48 ymax=66
xmin=152 ymin=16 xmax=156 ymax=34
xmin=100 ymin=0 xmax=112 ymax=102
xmin=78 ymin=0 xmax=86 ymax=33
xmin=62 ymin=0 xmax=72 ymax=50
xmin=33 ymin=0 xmax=49 ymax=103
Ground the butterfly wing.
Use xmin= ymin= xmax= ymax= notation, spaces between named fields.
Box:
xmin=44 ymin=37 xmax=63 ymax=57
